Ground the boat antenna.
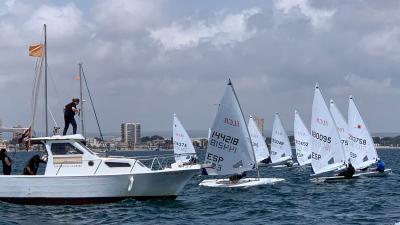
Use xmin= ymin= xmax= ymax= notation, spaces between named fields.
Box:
xmin=81 ymin=65 xmax=104 ymax=142
xmin=44 ymin=24 xmax=48 ymax=136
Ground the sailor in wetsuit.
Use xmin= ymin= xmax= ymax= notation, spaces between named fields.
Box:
xmin=376 ymin=159 xmax=385 ymax=173
xmin=260 ymin=156 xmax=272 ymax=164
xmin=338 ymin=162 xmax=355 ymax=178
xmin=63 ymin=98 xmax=80 ymax=135
xmin=285 ymin=160 xmax=294 ymax=167
xmin=0 ymin=149 xmax=12 ymax=175
xmin=229 ymin=172 xmax=247 ymax=183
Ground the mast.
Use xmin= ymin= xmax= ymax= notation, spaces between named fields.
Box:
xmin=79 ymin=63 xmax=85 ymax=136
xmin=44 ymin=24 xmax=48 ymax=136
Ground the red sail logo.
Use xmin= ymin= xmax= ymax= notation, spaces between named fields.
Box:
xmin=224 ymin=118 xmax=240 ymax=127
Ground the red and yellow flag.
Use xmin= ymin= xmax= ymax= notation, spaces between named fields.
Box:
xmin=29 ymin=44 xmax=44 ymax=57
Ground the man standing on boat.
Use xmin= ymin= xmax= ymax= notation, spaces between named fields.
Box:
xmin=63 ymin=98 xmax=80 ymax=135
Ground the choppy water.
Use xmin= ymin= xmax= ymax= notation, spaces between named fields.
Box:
xmin=1 ymin=149 xmax=399 ymax=225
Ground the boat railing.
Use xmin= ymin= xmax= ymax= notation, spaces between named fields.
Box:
xmin=122 ymin=153 xmax=198 ymax=170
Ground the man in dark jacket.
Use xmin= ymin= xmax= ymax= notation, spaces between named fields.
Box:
xmin=63 ymin=98 xmax=80 ymax=135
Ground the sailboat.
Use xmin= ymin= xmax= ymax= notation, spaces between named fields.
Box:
xmin=269 ymin=113 xmax=293 ymax=167
xmin=294 ymin=110 xmax=311 ymax=166
xmin=248 ymin=115 xmax=270 ymax=165
xmin=171 ymin=113 xmax=201 ymax=169
xmin=348 ymin=96 xmax=391 ymax=175
xmin=199 ymin=79 xmax=284 ymax=188
xmin=330 ymin=99 xmax=353 ymax=163
xmin=310 ymin=84 xmax=357 ymax=182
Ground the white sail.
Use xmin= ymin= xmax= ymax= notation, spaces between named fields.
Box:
xmin=173 ymin=114 xmax=197 ymax=163
xmin=311 ymin=84 xmax=346 ymax=175
xmin=294 ymin=110 xmax=311 ymax=166
xmin=329 ymin=99 xmax=354 ymax=163
xmin=348 ymin=96 xmax=378 ymax=169
xmin=204 ymin=79 xmax=256 ymax=175
xmin=270 ymin=113 xmax=292 ymax=164
xmin=248 ymin=116 xmax=269 ymax=163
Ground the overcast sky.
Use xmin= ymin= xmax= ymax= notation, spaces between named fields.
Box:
xmin=0 ymin=0 xmax=399 ymax=136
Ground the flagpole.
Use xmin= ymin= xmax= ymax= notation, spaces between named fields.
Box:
xmin=79 ymin=63 xmax=85 ymax=137
xmin=44 ymin=24 xmax=48 ymax=136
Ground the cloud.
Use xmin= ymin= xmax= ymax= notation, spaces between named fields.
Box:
xmin=344 ymin=73 xmax=400 ymax=96
xmin=274 ymin=0 xmax=335 ymax=29
xmin=149 ymin=8 xmax=262 ymax=50
xmin=361 ymin=27 xmax=400 ymax=61
xmin=93 ymin=0 xmax=163 ymax=34
xmin=24 ymin=3 xmax=84 ymax=42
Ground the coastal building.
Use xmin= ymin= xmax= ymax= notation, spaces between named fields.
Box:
xmin=254 ymin=117 xmax=265 ymax=137
xmin=121 ymin=122 xmax=141 ymax=148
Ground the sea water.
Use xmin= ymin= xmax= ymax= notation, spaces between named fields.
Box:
xmin=1 ymin=149 xmax=399 ymax=225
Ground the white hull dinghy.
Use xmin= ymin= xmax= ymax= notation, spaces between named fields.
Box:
xmin=330 ymin=99 xmax=353 ymax=163
xmin=310 ymin=84 xmax=355 ymax=182
xmin=294 ymin=110 xmax=312 ymax=167
xmin=347 ymin=96 xmax=391 ymax=176
xmin=355 ymin=168 xmax=392 ymax=177
xmin=171 ymin=113 xmax=201 ymax=170
xmin=311 ymin=173 xmax=362 ymax=183
xmin=248 ymin=116 xmax=270 ymax=167
xmin=200 ymin=79 xmax=284 ymax=188
xmin=0 ymin=135 xmax=199 ymax=204
xmin=199 ymin=178 xmax=284 ymax=188
xmin=269 ymin=113 xmax=294 ymax=167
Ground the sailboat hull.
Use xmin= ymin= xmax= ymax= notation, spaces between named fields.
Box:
xmin=311 ymin=173 xmax=361 ymax=183
xmin=199 ymin=177 xmax=284 ymax=188
xmin=356 ymin=169 xmax=392 ymax=177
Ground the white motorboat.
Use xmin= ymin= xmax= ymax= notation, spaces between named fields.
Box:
xmin=0 ymin=134 xmax=200 ymax=204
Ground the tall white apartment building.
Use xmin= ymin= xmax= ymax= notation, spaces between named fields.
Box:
xmin=121 ymin=122 xmax=141 ymax=146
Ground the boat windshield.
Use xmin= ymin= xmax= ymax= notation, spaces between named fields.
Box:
xmin=78 ymin=141 xmax=96 ymax=155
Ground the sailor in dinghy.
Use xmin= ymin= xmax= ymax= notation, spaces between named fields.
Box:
xmin=248 ymin=115 xmax=271 ymax=167
xmin=171 ymin=113 xmax=201 ymax=170
xmin=199 ymin=79 xmax=284 ymax=188
xmin=294 ymin=110 xmax=312 ymax=167
xmin=268 ymin=113 xmax=294 ymax=168
xmin=347 ymin=96 xmax=391 ymax=176
xmin=309 ymin=84 xmax=359 ymax=182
